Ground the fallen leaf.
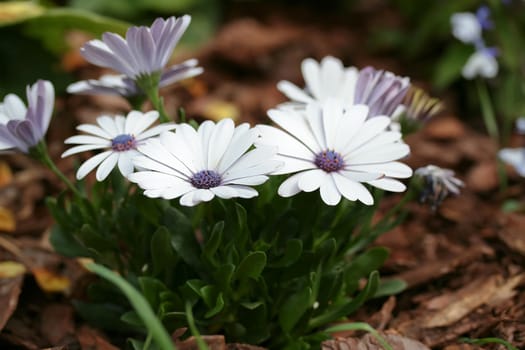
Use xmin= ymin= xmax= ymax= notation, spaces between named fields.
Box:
xmin=0 ymin=261 xmax=26 ymax=278
xmin=76 ymin=325 xmax=119 ymax=350
xmin=322 ymin=333 xmax=431 ymax=350
xmin=176 ymin=335 xmax=226 ymax=350
xmin=40 ymin=304 xmax=76 ymax=345
xmin=424 ymin=116 xmax=466 ymax=140
xmin=0 ymin=275 xmax=23 ymax=331
xmin=422 ymin=275 xmax=501 ymax=328
xmin=0 ymin=161 xmax=13 ymax=187
xmin=0 ymin=207 xmax=16 ymax=232
xmin=31 ymin=267 xmax=71 ymax=294
xmin=498 ymin=213 xmax=525 ymax=256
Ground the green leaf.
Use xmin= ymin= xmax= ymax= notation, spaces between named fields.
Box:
xmin=139 ymin=277 xmax=168 ymax=310
xmin=345 ymin=247 xmax=389 ymax=295
xmin=308 ymin=271 xmax=380 ymax=330
xmin=120 ymin=311 xmax=143 ymax=328
xmin=234 ymin=251 xmax=266 ymax=281
xmin=49 ymin=224 xmax=91 ymax=257
xmin=202 ymin=221 xmax=224 ymax=266
xmin=150 ymin=227 xmax=176 ymax=276
xmin=279 ymin=287 xmax=313 ymax=333
xmin=22 ymin=8 xmax=129 ymax=54
xmin=73 ymin=301 xmax=132 ymax=332
xmin=269 ymin=239 xmax=303 ymax=268
xmin=433 ymin=43 xmax=472 ymax=90
xmin=204 ymin=292 xmax=224 ymax=318
xmin=374 ymin=278 xmax=407 ymax=298
xmin=164 ymin=207 xmax=203 ymax=269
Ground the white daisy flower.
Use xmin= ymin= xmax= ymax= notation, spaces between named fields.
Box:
xmin=62 ymin=110 xmax=175 ymax=181
xmin=128 ymin=119 xmax=283 ymax=206
xmin=277 ymin=56 xmax=359 ymax=108
xmin=256 ymin=99 xmax=413 ymax=206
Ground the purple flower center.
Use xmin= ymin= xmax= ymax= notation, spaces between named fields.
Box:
xmin=191 ymin=170 xmax=222 ymax=189
xmin=111 ymin=134 xmax=136 ymax=152
xmin=315 ymin=150 xmax=344 ymax=173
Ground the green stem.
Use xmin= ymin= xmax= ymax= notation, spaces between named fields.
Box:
xmin=32 ymin=142 xmax=82 ymax=198
xmin=476 ymin=79 xmax=500 ymax=143
xmin=85 ymin=262 xmax=176 ymax=350
xmin=147 ymin=89 xmax=170 ymax=124
xmin=143 ymin=332 xmax=153 ymax=350
xmin=185 ymin=302 xmax=209 ymax=350
xmin=136 ymin=73 xmax=171 ymax=123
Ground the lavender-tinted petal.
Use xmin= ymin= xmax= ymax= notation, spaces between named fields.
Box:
xmin=7 ymin=120 xmax=37 ymax=149
xmin=0 ymin=125 xmax=23 ymax=151
xmin=159 ymin=60 xmax=203 ymax=87
xmin=101 ymin=32 xmax=139 ymax=76
xmin=155 ymin=15 xmax=190 ymax=69
xmin=81 ymin=40 xmax=135 ymax=78
xmin=126 ymin=27 xmax=156 ymax=74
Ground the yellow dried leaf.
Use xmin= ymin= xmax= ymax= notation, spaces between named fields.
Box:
xmin=202 ymin=100 xmax=240 ymax=122
xmin=0 ymin=207 xmax=16 ymax=232
xmin=0 ymin=261 xmax=27 ymax=278
xmin=31 ymin=267 xmax=71 ymax=293
xmin=0 ymin=161 xmax=13 ymax=187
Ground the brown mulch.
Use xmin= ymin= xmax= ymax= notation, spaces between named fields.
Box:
xmin=1 ymin=1 xmax=525 ymax=349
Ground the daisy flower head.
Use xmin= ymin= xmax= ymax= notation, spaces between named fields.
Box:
xmin=62 ymin=110 xmax=175 ymax=181
xmin=128 ymin=119 xmax=283 ymax=206
xmin=0 ymin=80 xmax=54 ymax=153
xmin=354 ymin=66 xmax=411 ymax=118
xmin=277 ymin=56 xmax=359 ymax=108
xmin=415 ymin=165 xmax=464 ymax=210
xmin=256 ymin=98 xmax=413 ymax=206
xmin=80 ymin=16 xmax=191 ymax=82
xmin=67 ymin=59 xmax=203 ymax=97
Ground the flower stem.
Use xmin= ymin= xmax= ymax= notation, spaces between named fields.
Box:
xmin=137 ymin=73 xmax=171 ymax=123
xmin=32 ymin=142 xmax=82 ymax=198
xmin=476 ymin=79 xmax=499 ymax=143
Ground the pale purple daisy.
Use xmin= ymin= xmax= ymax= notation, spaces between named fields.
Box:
xmin=256 ymin=99 xmax=412 ymax=206
xmin=80 ymin=16 xmax=191 ymax=81
xmin=62 ymin=110 xmax=175 ymax=181
xmin=277 ymin=56 xmax=359 ymax=108
xmin=462 ymin=49 xmax=499 ymax=79
xmin=128 ymin=119 xmax=282 ymax=206
xmin=354 ymin=66 xmax=410 ymax=118
xmin=450 ymin=12 xmax=482 ymax=44
xmin=67 ymin=59 xmax=203 ymax=96
xmin=0 ymin=80 xmax=54 ymax=153
xmin=415 ymin=165 xmax=464 ymax=210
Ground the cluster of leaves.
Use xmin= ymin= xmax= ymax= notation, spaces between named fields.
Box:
xmin=49 ymin=173 xmax=406 ymax=349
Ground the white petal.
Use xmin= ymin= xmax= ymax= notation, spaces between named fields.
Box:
xmin=4 ymin=94 xmax=27 ymax=119
xmin=277 ymin=81 xmax=314 ymax=104
xmin=97 ymin=115 xmax=119 ymax=136
xmin=223 ymin=145 xmax=276 ymax=175
xmin=334 ymin=104 xmax=370 ymax=151
xmin=224 ymin=175 xmax=268 ymax=186
xmin=270 ymin=155 xmax=316 ymax=175
xmin=321 ymin=98 xmax=344 ymax=149
xmin=305 ymin=103 xmax=327 ymax=150
xmin=76 ymin=150 xmax=112 ymax=180
xmin=278 ymin=173 xmax=303 ymax=197
xmin=210 ymin=185 xmax=238 ymax=199
xmin=207 ymin=119 xmax=234 ymax=169
xmin=127 ymin=110 xmax=159 ymax=135
xmin=367 ymin=178 xmax=406 ymax=192
xmin=217 ymin=124 xmax=255 ymax=173
xmin=301 ymin=58 xmax=321 ymax=100
xmin=175 ymin=124 xmax=204 ymax=171
xmin=298 ymin=169 xmax=327 ymax=192
xmin=256 ymin=125 xmax=314 ymax=160
xmin=333 ymin=172 xmax=373 ymax=205
xmin=346 ymin=132 xmax=403 ymax=158
xmin=138 ymin=137 xmax=193 ymax=177
xmin=226 ymin=185 xmax=258 ymax=198
xmin=320 ymin=56 xmax=344 ymax=99
xmin=64 ymin=135 xmax=110 ymax=145
xmin=96 ymin=152 xmax=119 ymax=181
xmin=76 ymin=123 xmax=112 ymax=138
xmin=117 ymin=151 xmax=136 ymax=176
xmin=136 ymin=123 xmax=176 ymax=140
xmin=348 ymin=143 xmax=410 ymax=164
xmin=319 ymin=174 xmax=341 ymax=206
xmin=348 ymin=161 xmax=412 ymax=178
xmin=499 ymin=148 xmax=525 ymax=176
xmin=339 ymin=170 xmax=383 ymax=182
xmin=132 ymin=154 xmax=186 ymax=178
xmin=61 ymin=144 xmax=108 ymax=158
xmin=342 ymin=116 xmax=391 ymax=153
xmin=223 ymin=160 xmax=282 ymax=182
xmin=267 ymin=108 xmax=321 ymax=154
